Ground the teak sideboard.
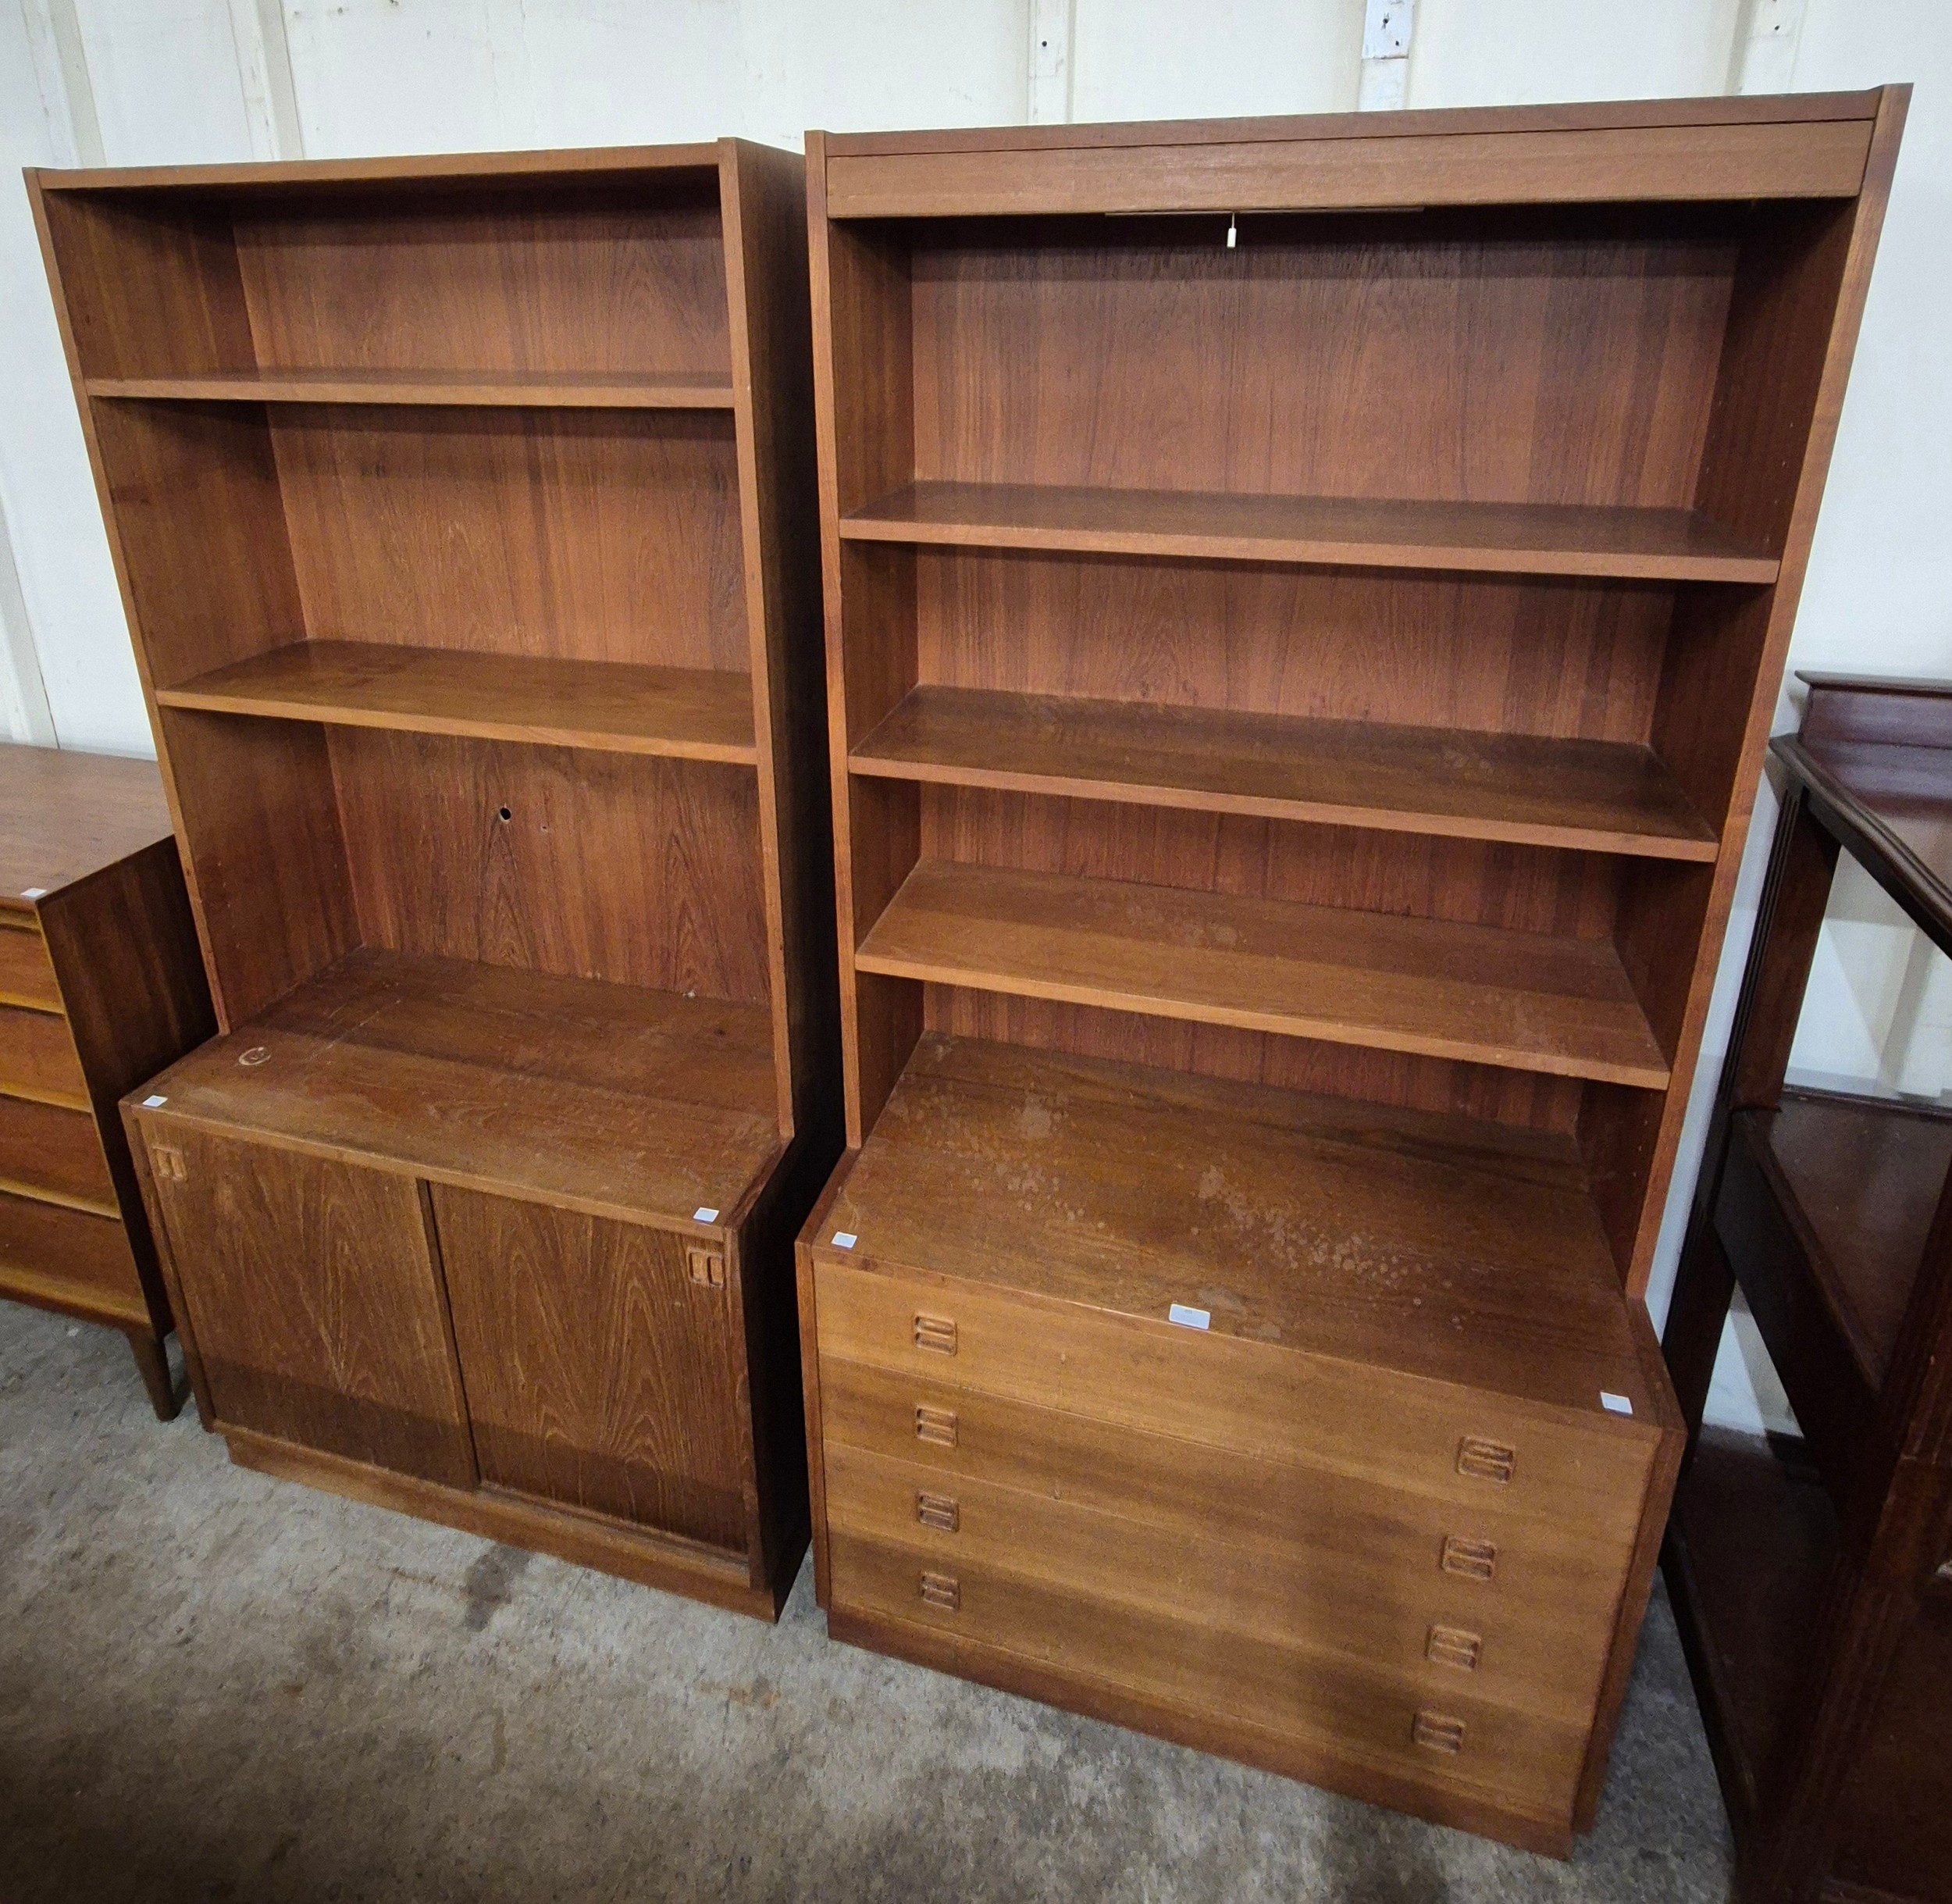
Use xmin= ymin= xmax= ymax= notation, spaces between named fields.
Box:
xmin=30 ymin=141 xmax=838 ymax=1617
xmin=0 ymin=742 xmax=213 ymax=1415
xmin=795 ymin=91 xmax=1906 ymax=1853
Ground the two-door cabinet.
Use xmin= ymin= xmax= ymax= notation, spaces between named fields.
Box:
xmin=0 ymin=742 xmax=213 ymax=1416
xmin=796 ymin=92 xmax=1906 ymax=1852
xmin=31 ymin=141 xmax=838 ymax=1617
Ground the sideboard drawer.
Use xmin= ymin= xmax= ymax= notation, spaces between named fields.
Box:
xmin=814 ymin=1257 xmax=1654 ymax=1539
xmin=0 ymin=922 xmax=60 ymax=1012
xmin=0 ymin=1005 xmax=90 ymax=1109
xmin=0 ymin=1093 xmax=115 ymax=1211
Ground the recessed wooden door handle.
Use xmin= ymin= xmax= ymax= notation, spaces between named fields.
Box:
xmin=1440 ymin=1535 xmax=1497 ymax=1582
xmin=1426 ymin=1624 xmax=1483 ymax=1670
xmin=1457 ymin=1436 xmax=1516 ymax=1483
xmin=685 ymin=1246 xmax=725 ymax=1289
xmin=916 ymin=1490 xmax=959 ymax=1531
xmin=914 ymin=1313 xmax=957 ymax=1353
xmin=1412 ymin=1710 xmax=1466 ymax=1754
xmin=919 ymin=1571 xmax=960 ymax=1611
xmin=914 ymin=1405 xmax=958 ymax=1447
xmin=150 ymin=1143 xmax=187 ymax=1182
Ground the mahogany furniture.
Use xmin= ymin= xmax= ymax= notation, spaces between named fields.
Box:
xmin=1663 ymin=674 xmax=1952 ymax=1903
xmin=796 ymin=92 xmax=1906 ymax=1855
xmin=0 ymin=742 xmax=213 ymax=1416
xmin=30 ymin=141 xmax=838 ymax=1617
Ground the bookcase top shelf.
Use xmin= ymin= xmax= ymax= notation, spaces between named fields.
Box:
xmin=841 ymin=483 xmax=1779 ymax=583
xmin=87 ymin=370 xmax=738 ymax=409
xmin=852 ymin=687 xmax=1720 ymax=862
xmin=155 ymin=641 xmax=758 ymax=764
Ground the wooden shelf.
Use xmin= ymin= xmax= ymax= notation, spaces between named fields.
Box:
xmin=155 ymin=640 xmax=757 ymax=764
xmin=853 ymin=686 xmax=1721 ymax=861
xmin=840 ymin=480 xmax=1780 ymax=583
xmin=86 ymin=369 xmax=738 ymax=408
xmin=1744 ymin=1090 xmax=1952 ymax=1392
xmin=138 ymin=948 xmax=783 ymax=1229
xmin=857 ymin=859 xmax=1670 ymax=1089
xmin=863 ymin=859 xmax=1671 ymax=1086
xmin=814 ymin=1032 xmax=1659 ymax=1418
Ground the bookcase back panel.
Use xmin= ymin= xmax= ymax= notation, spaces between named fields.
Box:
xmin=914 ymin=548 xmax=1675 ymax=744
xmin=926 ymin=989 xmax=1584 ymax=1134
xmin=270 ymin=408 xmax=748 ymax=670
xmin=908 ymin=209 xmax=1740 ymax=509
xmin=326 ymin=729 xmax=770 ymax=1004
xmin=920 ymin=786 xmax=1621 ymax=943
xmin=233 ymin=185 xmax=730 ymax=376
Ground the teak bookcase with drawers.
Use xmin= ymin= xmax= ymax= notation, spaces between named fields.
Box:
xmin=30 ymin=141 xmax=839 ymax=1617
xmin=796 ymin=92 xmax=1906 ymax=1853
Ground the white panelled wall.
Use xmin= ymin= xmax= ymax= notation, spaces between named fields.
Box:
xmin=2 ymin=0 xmax=1947 ymax=1432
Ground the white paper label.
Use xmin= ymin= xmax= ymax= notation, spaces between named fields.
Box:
xmin=20 ymin=887 xmax=46 ymax=900
xmin=692 ymin=1207 xmax=719 ymax=1225
xmin=831 ymin=1231 xmax=858 ymax=1250
xmin=1600 ymin=1391 xmax=1633 ymax=1416
xmin=1168 ymin=1303 xmax=1211 ymax=1331
xmin=141 ymin=1094 xmax=168 ymax=1108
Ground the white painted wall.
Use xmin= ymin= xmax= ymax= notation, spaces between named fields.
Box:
xmin=1 ymin=0 xmax=1945 ymax=1429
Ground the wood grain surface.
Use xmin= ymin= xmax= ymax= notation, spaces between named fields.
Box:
xmin=814 ymin=1033 xmax=1665 ymax=1425
xmin=854 ymin=685 xmax=1718 ymax=859
xmin=846 ymin=482 xmax=1776 ymax=583
xmin=0 ymin=920 xmax=62 ymax=1011
xmin=0 ymin=1093 xmax=117 ymax=1213
xmin=0 ymin=1005 xmax=91 ymax=1109
xmin=89 ymin=369 xmax=736 ymax=408
xmin=0 ymin=743 xmax=175 ymax=899
xmin=327 ymin=729 xmax=770 ymax=1002
xmin=269 ymin=406 xmax=750 ymax=672
xmin=857 ymin=858 xmax=1669 ymax=1087
xmin=133 ymin=947 xmax=783 ymax=1229
xmin=0 ymin=1186 xmax=141 ymax=1322
xmin=157 ymin=640 xmax=758 ymax=763
xmin=435 ymin=1189 xmax=748 ymax=1550
xmin=144 ymin=1125 xmax=475 ymax=1484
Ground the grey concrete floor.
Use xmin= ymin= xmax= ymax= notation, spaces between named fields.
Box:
xmin=0 ymin=1303 xmax=1733 ymax=1903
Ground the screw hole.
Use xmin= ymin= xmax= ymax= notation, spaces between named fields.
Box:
xmin=497 ymin=806 xmax=512 ymax=822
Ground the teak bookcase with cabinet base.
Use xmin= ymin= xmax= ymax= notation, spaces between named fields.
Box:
xmin=795 ymin=91 xmax=1907 ymax=1853
xmin=30 ymin=141 xmax=839 ymax=1619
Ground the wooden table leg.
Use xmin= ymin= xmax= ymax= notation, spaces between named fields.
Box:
xmin=126 ymin=1328 xmax=179 ymax=1421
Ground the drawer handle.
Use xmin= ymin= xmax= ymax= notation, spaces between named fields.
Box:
xmin=1457 ymin=1436 xmax=1516 ymax=1484
xmin=915 ymin=1405 xmax=959 ymax=1448
xmin=1440 ymin=1535 xmax=1497 ymax=1582
xmin=917 ymin=1491 xmax=959 ymax=1532
xmin=919 ymin=1571 xmax=960 ymax=1612
xmin=1412 ymin=1710 xmax=1466 ymax=1755
xmin=1426 ymin=1624 xmax=1483 ymax=1672
xmin=914 ymin=1313 xmax=957 ymax=1354
xmin=151 ymin=1143 xmax=188 ymax=1183
xmin=685 ymin=1246 xmax=725 ymax=1289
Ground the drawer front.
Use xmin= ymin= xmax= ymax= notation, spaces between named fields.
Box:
xmin=0 ymin=1093 xmax=116 ymax=1212
xmin=0 ymin=923 xmax=60 ymax=1012
xmin=814 ymin=1258 xmax=1654 ymax=1538
xmin=824 ymin=1437 xmax=1619 ymax=1729
xmin=0 ymin=1187 xmax=141 ymax=1321
xmin=829 ymin=1528 xmax=1586 ymax=1824
xmin=0 ymin=1004 xmax=90 ymax=1109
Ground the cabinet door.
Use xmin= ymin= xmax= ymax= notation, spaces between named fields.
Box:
xmin=431 ymin=1186 xmax=750 ymax=1554
xmin=142 ymin=1124 xmax=473 ymax=1487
